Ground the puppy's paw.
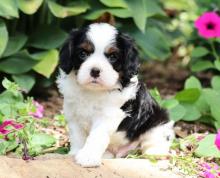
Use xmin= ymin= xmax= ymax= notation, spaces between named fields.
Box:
xmin=75 ymin=149 xmax=101 ymax=167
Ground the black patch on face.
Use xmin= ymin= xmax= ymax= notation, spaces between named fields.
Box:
xmin=115 ymin=33 xmax=139 ymax=88
xmin=59 ymin=27 xmax=93 ymax=74
xmin=117 ymin=82 xmax=169 ymax=141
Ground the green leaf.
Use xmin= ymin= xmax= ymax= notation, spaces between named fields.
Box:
xmin=0 ymin=0 xmax=19 ymax=18
xmin=86 ymin=1 xmax=163 ymax=20
xmin=184 ymin=76 xmax=202 ymax=89
xmin=149 ymin=88 xmax=162 ymax=105
xmin=181 ymin=103 xmax=201 ymax=121
xmin=32 ymin=50 xmax=59 ymax=78
xmin=0 ymin=141 xmax=9 ymax=155
xmin=216 ymin=38 xmax=220 ymax=44
xmin=0 ymin=20 xmax=9 ymax=57
xmin=211 ymin=76 xmax=220 ymax=90
xmin=84 ymin=9 xmax=131 ymax=19
xmin=191 ymin=47 xmax=209 ymax=58
xmin=175 ymin=88 xmax=200 ymax=103
xmin=48 ymin=0 xmax=89 ymax=18
xmin=125 ymin=0 xmax=147 ymax=32
xmin=169 ymin=104 xmax=186 ymax=121
xmin=12 ymin=74 xmax=36 ymax=92
xmin=30 ymin=133 xmax=55 ymax=147
xmin=2 ymin=33 xmax=27 ymax=57
xmin=214 ymin=60 xmax=220 ymax=71
xmin=2 ymin=78 xmax=19 ymax=91
xmin=163 ymin=0 xmax=197 ymax=11
xmin=99 ymin=0 xmax=127 ymax=8
xmin=203 ymin=89 xmax=220 ymax=121
xmin=145 ymin=0 xmax=164 ymax=17
xmin=29 ymin=25 xmax=68 ymax=49
xmin=195 ymin=134 xmax=220 ymax=158
xmin=191 ymin=60 xmax=214 ymax=72
xmin=17 ymin=0 xmax=43 ymax=14
xmin=0 ymin=51 xmax=38 ymax=74
xmin=195 ymin=94 xmax=209 ymax=114
xmin=6 ymin=141 xmax=19 ymax=152
xmin=133 ymin=27 xmax=171 ymax=60
xmin=161 ymin=98 xmax=179 ymax=110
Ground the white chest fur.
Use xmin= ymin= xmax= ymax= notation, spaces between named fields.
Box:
xmin=57 ymin=71 xmax=138 ymax=133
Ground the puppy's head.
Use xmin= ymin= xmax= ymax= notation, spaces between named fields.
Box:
xmin=60 ymin=23 xmax=139 ymax=90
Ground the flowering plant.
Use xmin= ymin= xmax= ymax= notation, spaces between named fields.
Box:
xmin=0 ymin=78 xmax=55 ymax=159
xmin=190 ymin=11 xmax=220 ymax=72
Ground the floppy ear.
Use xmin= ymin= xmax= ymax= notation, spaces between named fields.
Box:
xmin=59 ymin=29 xmax=79 ymax=74
xmin=117 ymin=33 xmax=139 ymax=87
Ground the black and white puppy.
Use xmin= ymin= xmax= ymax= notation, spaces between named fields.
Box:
xmin=57 ymin=23 xmax=174 ymax=167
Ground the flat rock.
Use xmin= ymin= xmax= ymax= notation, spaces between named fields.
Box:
xmin=0 ymin=155 xmax=183 ymax=178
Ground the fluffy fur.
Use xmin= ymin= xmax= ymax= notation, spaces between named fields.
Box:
xmin=57 ymin=23 xmax=174 ymax=167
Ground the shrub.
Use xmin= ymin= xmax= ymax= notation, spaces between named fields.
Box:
xmin=0 ymin=78 xmax=55 ymax=158
xmin=0 ymin=0 xmax=173 ymax=92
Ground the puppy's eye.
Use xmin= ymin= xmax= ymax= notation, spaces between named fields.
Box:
xmin=78 ymin=50 xmax=88 ymax=59
xmin=108 ymin=53 xmax=118 ymax=63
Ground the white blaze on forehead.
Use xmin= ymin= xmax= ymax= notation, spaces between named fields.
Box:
xmin=86 ymin=23 xmax=118 ymax=51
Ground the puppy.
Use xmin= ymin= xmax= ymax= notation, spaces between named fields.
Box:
xmin=57 ymin=23 xmax=174 ymax=167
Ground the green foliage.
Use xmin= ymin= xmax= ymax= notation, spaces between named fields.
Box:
xmin=195 ymin=134 xmax=220 ymax=158
xmin=0 ymin=78 xmax=55 ymax=157
xmin=0 ymin=0 xmax=172 ymax=92
xmin=154 ymin=75 xmax=220 ymax=130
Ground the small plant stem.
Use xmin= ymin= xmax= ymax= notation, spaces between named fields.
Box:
xmin=20 ymin=129 xmax=33 ymax=160
xmin=210 ymin=39 xmax=219 ymax=61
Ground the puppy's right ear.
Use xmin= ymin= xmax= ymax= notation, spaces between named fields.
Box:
xmin=59 ymin=29 xmax=78 ymax=74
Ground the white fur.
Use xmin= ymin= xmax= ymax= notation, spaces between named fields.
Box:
xmin=140 ymin=121 xmax=175 ymax=155
xmin=57 ymin=71 xmax=138 ymax=167
xmin=77 ymin=23 xmax=119 ymax=91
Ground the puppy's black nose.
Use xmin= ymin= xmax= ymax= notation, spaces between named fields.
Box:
xmin=90 ymin=68 xmax=100 ymax=78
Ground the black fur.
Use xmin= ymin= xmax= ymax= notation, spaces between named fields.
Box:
xmin=59 ymin=27 xmax=89 ymax=74
xmin=118 ymin=83 xmax=169 ymax=141
xmin=116 ymin=33 xmax=139 ymax=88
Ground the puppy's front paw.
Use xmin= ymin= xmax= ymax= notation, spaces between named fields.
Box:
xmin=75 ymin=149 xmax=101 ymax=167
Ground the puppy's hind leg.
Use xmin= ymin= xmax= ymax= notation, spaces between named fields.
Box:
xmin=140 ymin=121 xmax=175 ymax=155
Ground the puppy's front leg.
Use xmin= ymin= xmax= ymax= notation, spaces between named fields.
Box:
xmin=75 ymin=121 xmax=110 ymax=167
xmin=68 ymin=120 xmax=87 ymax=156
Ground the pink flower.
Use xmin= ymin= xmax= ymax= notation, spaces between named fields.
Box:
xmin=29 ymin=101 xmax=44 ymax=118
xmin=0 ymin=120 xmax=23 ymax=135
xmin=195 ymin=12 xmax=220 ymax=39
xmin=203 ymin=171 xmax=215 ymax=178
xmin=200 ymin=162 xmax=220 ymax=178
xmin=215 ymin=130 xmax=220 ymax=150
xmin=202 ymin=163 xmax=212 ymax=170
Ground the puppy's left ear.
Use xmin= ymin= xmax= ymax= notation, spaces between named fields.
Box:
xmin=59 ymin=29 xmax=79 ymax=74
xmin=117 ymin=33 xmax=139 ymax=87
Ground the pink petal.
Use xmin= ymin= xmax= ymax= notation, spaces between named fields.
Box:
xmin=0 ymin=120 xmax=23 ymax=135
xmin=29 ymin=101 xmax=44 ymax=118
xmin=11 ymin=122 xmax=24 ymax=129
xmin=202 ymin=163 xmax=212 ymax=170
xmin=204 ymin=171 xmax=215 ymax=178
xmin=0 ymin=129 xmax=11 ymax=135
xmin=195 ymin=12 xmax=220 ymax=39
xmin=215 ymin=130 xmax=220 ymax=150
